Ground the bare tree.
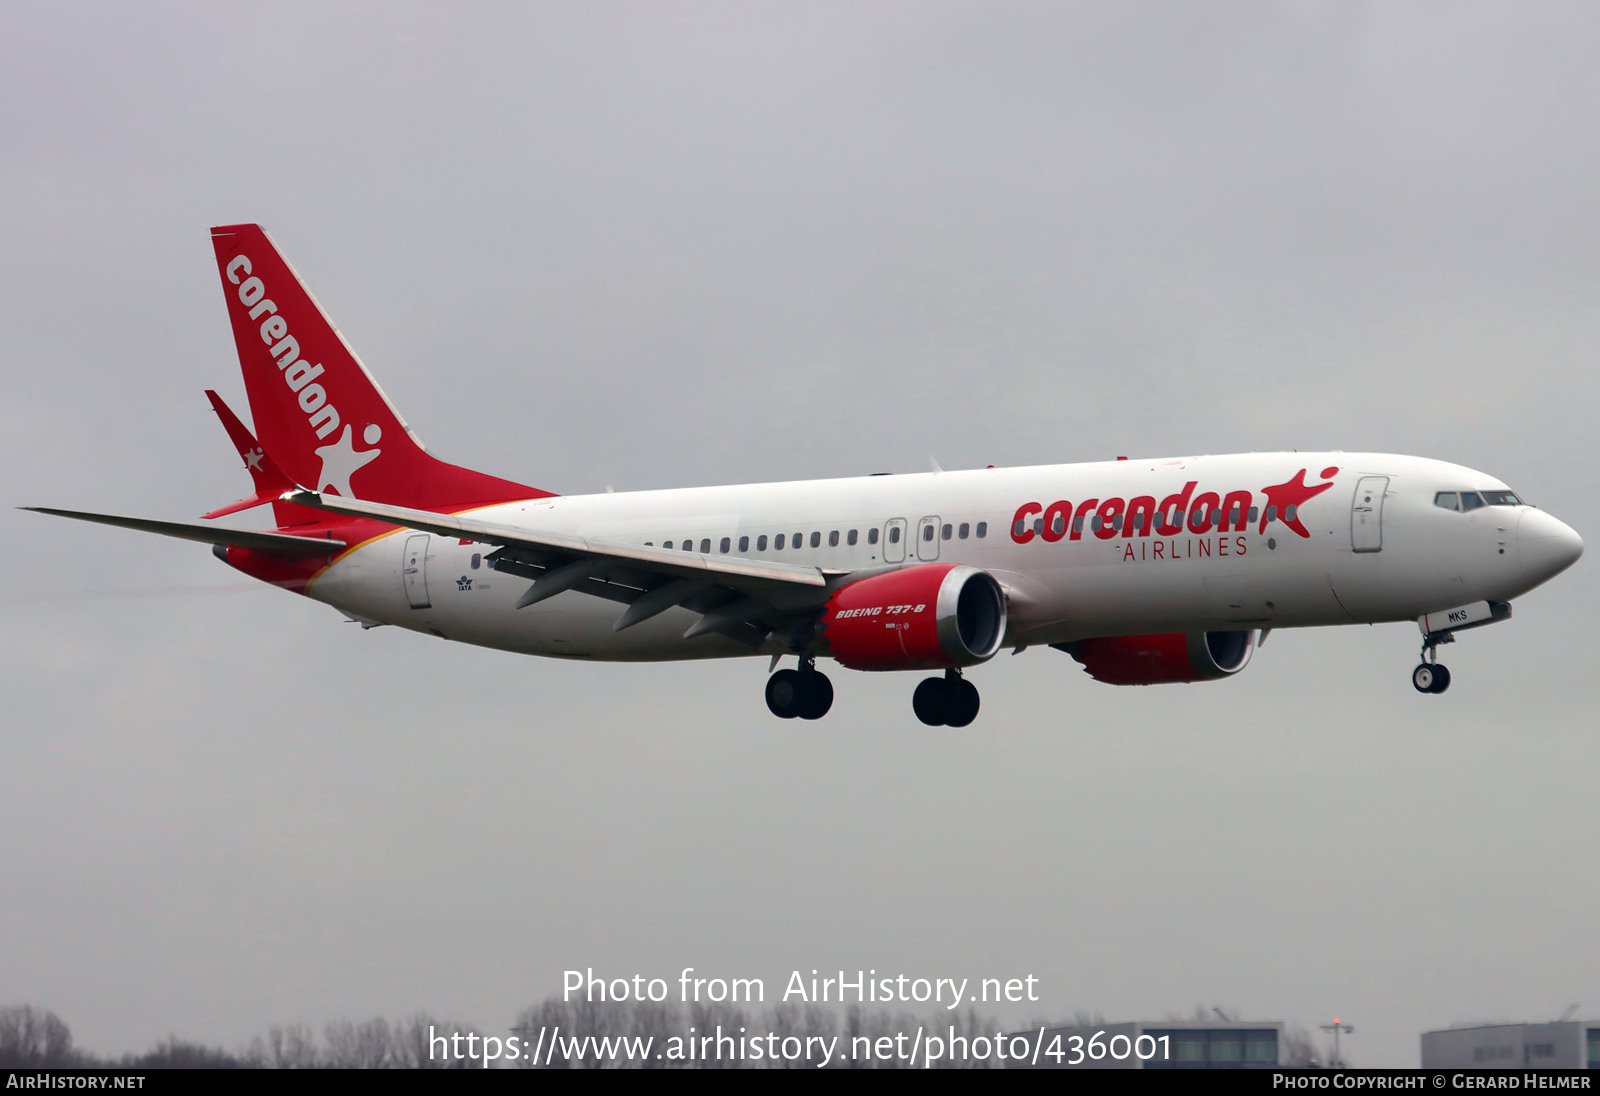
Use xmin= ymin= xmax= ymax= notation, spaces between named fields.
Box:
xmin=0 ymin=1005 xmax=78 ymax=1067
xmin=684 ymin=1000 xmax=749 ymax=1070
xmin=946 ymin=1005 xmax=1002 ymax=1070
xmin=766 ymin=1003 xmax=839 ymax=1069
xmin=251 ymin=1023 xmax=321 ymax=1068
xmin=627 ymin=1001 xmax=683 ymax=1070
xmin=123 ymin=1037 xmax=242 ymax=1068
xmin=391 ymin=1013 xmax=481 ymax=1069
xmin=322 ymin=1017 xmax=394 ymax=1068
xmin=1280 ymin=1024 xmax=1323 ymax=1068
xmin=511 ymin=997 xmax=572 ymax=1069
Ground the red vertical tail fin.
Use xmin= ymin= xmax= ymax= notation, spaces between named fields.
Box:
xmin=209 ymin=224 xmax=548 ymax=520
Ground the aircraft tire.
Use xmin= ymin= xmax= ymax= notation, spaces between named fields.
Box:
xmin=766 ymin=669 xmax=803 ymax=718
xmin=913 ymin=677 xmax=948 ymax=726
xmin=944 ymin=679 xmax=980 ymax=727
xmin=1412 ymin=664 xmax=1437 ymax=694
xmin=1427 ymin=664 xmax=1452 ymax=694
xmin=798 ymin=672 xmax=834 ymax=720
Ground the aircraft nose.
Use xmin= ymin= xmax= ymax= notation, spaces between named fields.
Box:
xmin=1518 ymin=508 xmax=1584 ymax=583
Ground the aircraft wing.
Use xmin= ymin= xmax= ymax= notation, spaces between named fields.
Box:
xmin=22 ymin=507 xmax=347 ymax=557
xmin=283 ymin=488 xmax=842 ymax=645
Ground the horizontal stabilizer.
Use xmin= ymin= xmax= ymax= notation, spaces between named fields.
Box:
xmin=21 ymin=507 xmax=346 ymax=558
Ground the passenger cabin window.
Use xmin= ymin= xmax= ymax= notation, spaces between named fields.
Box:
xmin=923 ymin=524 xmax=935 ymax=541
xmin=683 ymin=540 xmax=694 ymax=552
xmin=470 ymin=553 xmax=481 ymax=570
xmin=700 ymin=539 xmax=711 ymax=554
xmin=976 ymin=522 xmax=987 ymax=538
xmin=757 ymin=534 xmax=768 ymax=551
xmin=720 ymin=537 xmax=730 ymax=553
xmin=1460 ymin=491 xmax=1486 ymax=511
xmin=793 ymin=531 xmax=802 ymax=547
xmin=1434 ymin=492 xmax=1459 ymax=511
xmin=828 ymin=530 xmax=839 ymax=547
xmin=810 ymin=531 xmax=821 ymax=548
xmin=958 ymin=523 xmax=969 ymax=539
xmin=664 ymin=541 xmax=673 ymax=549
xmin=868 ymin=528 xmax=879 ymax=545
xmin=847 ymin=529 xmax=858 ymax=546
xmin=774 ymin=534 xmax=785 ymax=550
xmin=738 ymin=536 xmax=749 ymax=552
xmin=887 ymin=526 xmax=899 ymax=544
xmin=941 ymin=523 xmax=952 ymax=540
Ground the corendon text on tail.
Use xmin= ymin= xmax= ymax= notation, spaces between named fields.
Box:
xmin=26 ymin=224 xmax=1584 ymax=726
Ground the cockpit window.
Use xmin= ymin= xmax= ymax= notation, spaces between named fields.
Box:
xmin=1459 ymin=491 xmax=1486 ymax=512
xmin=1482 ymin=489 xmax=1523 ymax=506
xmin=1434 ymin=492 xmax=1459 ymax=511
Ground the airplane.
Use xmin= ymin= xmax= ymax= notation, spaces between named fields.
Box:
xmin=25 ymin=224 xmax=1584 ymax=726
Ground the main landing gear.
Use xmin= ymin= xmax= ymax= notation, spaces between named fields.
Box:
xmin=766 ymin=658 xmax=834 ymax=720
xmin=1413 ymin=633 xmax=1453 ymax=695
xmin=912 ymin=669 xmax=981 ymax=728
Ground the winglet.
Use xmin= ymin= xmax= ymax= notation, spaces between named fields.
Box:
xmin=201 ymin=390 xmax=302 ymax=520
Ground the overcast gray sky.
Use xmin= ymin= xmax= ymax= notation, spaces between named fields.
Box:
xmin=2 ymin=1 xmax=1596 ymax=1068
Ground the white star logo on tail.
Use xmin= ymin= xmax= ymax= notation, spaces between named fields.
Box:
xmin=243 ymin=447 xmax=264 ymax=471
xmin=313 ymin=424 xmax=382 ymax=497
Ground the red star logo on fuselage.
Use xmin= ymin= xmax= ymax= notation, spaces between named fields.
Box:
xmin=1259 ymin=466 xmax=1339 ymax=537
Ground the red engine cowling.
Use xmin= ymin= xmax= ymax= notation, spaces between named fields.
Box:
xmin=1061 ymin=630 xmax=1256 ymax=685
xmin=820 ymin=564 xmax=1007 ymax=672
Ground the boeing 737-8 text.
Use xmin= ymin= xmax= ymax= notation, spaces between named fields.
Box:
xmin=26 ymin=225 xmax=1584 ymax=726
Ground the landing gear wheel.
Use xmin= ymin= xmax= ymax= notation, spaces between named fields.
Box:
xmin=797 ymin=672 xmax=833 ymax=720
xmin=912 ymin=672 xmax=982 ymax=727
xmin=912 ymin=678 xmax=948 ymax=726
xmin=1415 ymin=631 xmax=1456 ymax=695
xmin=766 ymin=669 xmax=803 ymax=718
xmin=944 ymin=679 xmax=980 ymax=728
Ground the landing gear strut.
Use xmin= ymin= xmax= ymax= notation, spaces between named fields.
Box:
xmin=766 ymin=657 xmax=833 ymax=720
xmin=1413 ymin=633 xmax=1453 ymax=695
xmin=912 ymin=669 xmax=981 ymax=727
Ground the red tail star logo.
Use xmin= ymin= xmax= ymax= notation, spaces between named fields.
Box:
xmin=1259 ymin=466 xmax=1340 ymax=537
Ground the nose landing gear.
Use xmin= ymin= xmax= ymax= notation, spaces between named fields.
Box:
xmin=1412 ymin=633 xmax=1453 ymax=694
xmin=765 ymin=657 xmax=834 ymax=720
xmin=912 ymin=669 xmax=981 ymax=727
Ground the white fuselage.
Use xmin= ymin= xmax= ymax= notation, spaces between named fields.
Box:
xmin=296 ymin=452 xmax=1578 ymax=663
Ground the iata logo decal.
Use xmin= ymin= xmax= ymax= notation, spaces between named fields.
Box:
xmin=1010 ymin=466 xmax=1340 ymax=557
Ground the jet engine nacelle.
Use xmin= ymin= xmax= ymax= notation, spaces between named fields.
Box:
xmin=820 ymin=564 xmax=1007 ymax=672
xmin=1060 ymin=630 xmax=1256 ymax=685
